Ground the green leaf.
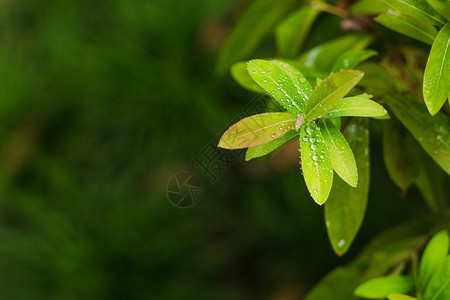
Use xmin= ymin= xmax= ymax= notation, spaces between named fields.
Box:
xmin=324 ymin=95 xmax=388 ymax=118
xmin=424 ymin=255 xmax=450 ymax=300
xmin=248 ymin=59 xmax=312 ymax=114
xmin=275 ymin=5 xmax=319 ymax=59
xmin=414 ymin=150 xmax=447 ymax=213
xmin=300 ymin=121 xmax=333 ymax=205
xmin=382 ymin=118 xmax=421 ymax=191
xmin=216 ymin=0 xmax=293 ymax=74
xmin=218 ymin=112 xmax=297 ymax=149
xmin=388 ymin=294 xmax=418 ymax=300
xmin=319 ymin=119 xmax=358 ymax=187
xmin=375 ymin=9 xmax=438 ymax=45
xmin=351 ymin=0 xmax=389 ymax=15
xmin=245 ymin=129 xmax=298 ymax=161
xmin=382 ymin=0 xmax=447 ymax=26
xmin=428 ymin=0 xmax=450 ymax=20
xmin=386 ymin=95 xmax=450 ymax=175
xmin=297 ymin=34 xmax=373 ymax=73
xmin=332 ymin=50 xmax=378 ymax=73
xmin=305 ymin=70 xmax=364 ymax=121
xmin=419 ymin=230 xmax=449 ymax=293
xmin=357 ymin=62 xmax=397 ymax=94
xmin=324 ymin=118 xmax=370 ymax=255
xmin=354 ymin=276 xmax=414 ymax=299
xmin=230 ymin=62 xmax=265 ymax=93
xmin=423 ymin=23 xmax=450 ymax=115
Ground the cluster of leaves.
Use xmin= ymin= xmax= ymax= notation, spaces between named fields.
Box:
xmin=354 ymin=230 xmax=450 ymax=300
xmin=215 ymin=0 xmax=450 ymax=298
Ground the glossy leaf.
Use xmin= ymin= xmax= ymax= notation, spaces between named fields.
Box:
xmin=230 ymin=62 xmax=265 ymax=93
xmin=383 ymin=0 xmax=446 ymax=26
xmin=275 ymin=5 xmax=319 ymax=59
xmin=324 ymin=95 xmax=388 ymax=118
xmin=216 ymin=0 xmax=293 ymax=73
xmin=386 ymin=95 xmax=450 ymax=175
xmin=382 ymin=118 xmax=421 ymax=191
xmin=354 ymin=276 xmax=414 ymax=299
xmin=332 ymin=50 xmax=378 ymax=73
xmin=324 ymin=118 xmax=370 ymax=255
xmin=297 ymin=34 xmax=373 ymax=73
xmin=351 ymin=0 xmax=389 ymax=14
xmin=424 ymin=255 xmax=450 ymax=300
xmin=245 ymin=129 xmax=298 ymax=161
xmin=388 ymin=294 xmax=418 ymax=300
xmin=428 ymin=0 xmax=450 ymax=20
xmin=305 ymin=70 xmax=364 ymax=121
xmin=248 ymin=59 xmax=311 ymax=114
xmin=375 ymin=9 xmax=438 ymax=45
xmin=218 ymin=112 xmax=297 ymax=149
xmin=419 ymin=230 xmax=449 ymax=293
xmin=423 ymin=23 xmax=450 ymax=115
xmin=319 ymin=119 xmax=357 ymax=187
xmin=300 ymin=121 xmax=333 ymax=205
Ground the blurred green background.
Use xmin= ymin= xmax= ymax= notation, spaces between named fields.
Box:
xmin=0 ymin=0 xmax=435 ymax=299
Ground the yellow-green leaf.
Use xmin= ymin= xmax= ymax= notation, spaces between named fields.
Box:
xmin=305 ymin=70 xmax=364 ymax=121
xmin=248 ymin=59 xmax=312 ymax=113
xmin=300 ymin=121 xmax=333 ymax=205
xmin=419 ymin=230 xmax=449 ymax=293
xmin=319 ymin=119 xmax=358 ymax=187
xmin=423 ymin=23 xmax=450 ymax=115
xmin=354 ymin=276 xmax=414 ymax=299
xmin=424 ymin=255 xmax=450 ymax=300
xmin=218 ymin=112 xmax=297 ymax=149
xmin=245 ymin=129 xmax=298 ymax=161
xmin=324 ymin=95 xmax=388 ymax=118
xmin=230 ymin=62 xmax=265 ymax=93
xmin=388 ymin=294 xmax=418 ymax=300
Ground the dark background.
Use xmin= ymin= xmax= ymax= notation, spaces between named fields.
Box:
xmin=0 ymin=0 xmax=432 ymax=299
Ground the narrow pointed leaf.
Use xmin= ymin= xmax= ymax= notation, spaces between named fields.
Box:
xmin=332 ymin=50 xmax=378 ymax=73
xmin=324 ymin=118 xmax=370 ymax=255
xmin=419 ymin=230 xmax=449 ymax=293
xmin=218 ymin=112 xmax=297 ymax=149
xmin=354 ymin=276 xmax=414 ymax=299
xmin=375 ymin=9 xmax=438 ymax=45
xmin=424 ymin=255 xmax=450 ymax=300
xmin=324 ymin=95 xmax=388 ymax=118
xmin=319 ymin=119 xmax=358 ymax=187
xmin=216 ymin=0 xmax=293 ymax=74
xmin=305 ymin=70 xmax=364 ymax=121
xmin=297 ymin=34 xmax=373 ymax=73
xmin=423 ymin=23 xmax=450 ymax=115
xmin=245 ymin=129 xmax=298 ymax=161
xmin=383 ymin=0 xmax=447 ymax=26
xmin=386 ymin=95 xmax=450 ymax=175
xmin=230 ymin=62 xmax=265 ymax=93
xmin=248 ymin=59 xmax=311 ymax=113
xmin=300 ymin=122 xmax=333 ymax=205
xmin=275 ymin=5 xmax=319 ymax=59
xmin=388 ymin=294 xmax=418 ymax=300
